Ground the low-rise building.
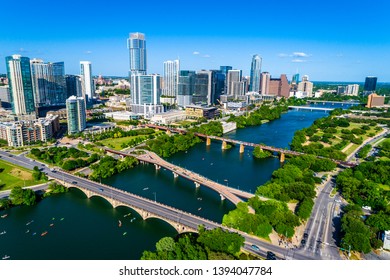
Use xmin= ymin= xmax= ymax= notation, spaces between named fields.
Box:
xmin=0 ymin=115 xmax=60 ymax=147
xmin=150 ymin=110 xmax=187 ymax=125
xmin=366 ymin=93 xmax=385 ymax=108
xmin=83 ymin=122 xmax=116 ymax=135
xmin=185 ymin=105 xmax=219 ymax=119
xmin=103 ymin=111 xmax=139 ymax=121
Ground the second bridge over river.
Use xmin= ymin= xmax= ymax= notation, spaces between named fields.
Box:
xmin=105 ymin=148 xmax=256 ymax=213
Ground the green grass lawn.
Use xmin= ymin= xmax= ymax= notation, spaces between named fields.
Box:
xmin=0 ymin=159 xmax=45 ymax=191
xmin=100 ymin=132 xmax=163 ymax=150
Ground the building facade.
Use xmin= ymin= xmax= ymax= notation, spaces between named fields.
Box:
xmin=5 ymin=55 xmax=35 ymax=115
xmin=177 ymin=70 xmax=196 ymax=107
xmin=364 ymin=76 xmax=377 ymax=94
xmin=297 ymin=75 xmax=313 ymax=97
xmin=226 ymin=70 xmax=242 ymax=96
xmin=30 ymin=59 xmax=67 ymax=107
xmin=249 ymin=54 xmax=262 ymax=92
xmin=366 ymin=93 xmax=385 ymax=108
xmin=0 ymin=114 xmax=60 ymax=147
xmin=66 ymin=75 xmax=83 ymax=98
xmin=130 ymin=74 xmax=163 ymax=117
xmin=66 ymin=95 xmax=86 ymax=134
xmin=80 ymin=61 xmax=94 ymax=102
xmin=163 ymin=59 xmax=180 ymax=98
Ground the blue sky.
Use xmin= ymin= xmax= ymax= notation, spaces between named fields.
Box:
xmin=1 ymin=0 xmax=389 ymax=82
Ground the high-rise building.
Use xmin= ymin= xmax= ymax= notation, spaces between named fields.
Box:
xmin=220 ymin=66 xmax=232 ymax=95
xmin=177 ymin=70 xmax=196 ymax=107
xmin=30 ymin=59 xmax=66 ymax=107
xmin=80 ymin=61 xmax=94 ymax=102
xmin=227 ymin=70 xmax=242 ymax=96
xmin=66 ymin=95 xmax=86 ymax=134
xmin=194 ymin=70 xmax=213 ymax=105
xmin=297 ymin=75 xmax=313 ymax=97
xmin=163 ymin=59 xmax=180 ymax=98
xmin=131 ymin=74 xmax=163 ymax=117
xmin=260 ymin=72 xmax=271 ymax=95
xmin=364 ymin=76 xmax=377 ymax=94
xmin=128 ymin=32 xmax=147 ymax=77
xmin=346 ymin=84 xmax=359 ymax=96
xmin=211 ymin=70 xmax=225 ymax=104
xmin=65 ymin=75 xmax=83 ymax=98
xmin=5 ymin=55 xmax=35 ymax=115
xmin=249 ymin=54 xmax=262 ymax=92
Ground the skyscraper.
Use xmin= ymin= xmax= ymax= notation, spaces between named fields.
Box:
xmin=65 ymin=75 xmax=82 ymax=98
xmin=249 ymin=54 xmax=262 ymax=92
xmin=177 ymin=70 xmax=196 ymax=107
xmin=80 ymin=61 xmax=94 ymax=102
xmin=128 ymin=32 xmax=147 ymax=77
xmin=260 ymin=72 xmax=271 ymax=95
xmin=66 ymin=95 xmax=86 ymax=134
xmin=194 ymin=70 xmax=213 ymax=105
xmin=220 ymin=66 xmax=232 ymax=95
xmin=5 ymin=55 xmax=35 ymax=115
xmin=227 ymin=70 xmax=242 ymax=96
xmin=364 ymin=76 xmax=377 ymax=94
xmin=163 ymin=59 xmax=180 ymax=98
xmin=131 ymin=74 xmax=163 ymax=117
xmin=30 ymin=59 xmax=66 ymax=107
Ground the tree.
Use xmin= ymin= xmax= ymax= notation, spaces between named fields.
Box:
xmin=9 ymin=186 xmax=25 ymax=205
xmin=156 ymin=237 xmax=176 ymax=252
xmin=197 ymin=226 xmax=244 ymax=255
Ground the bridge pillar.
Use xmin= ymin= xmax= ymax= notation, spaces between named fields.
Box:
xmin=154 ymin=164 xmax=161 ymax=170
xmin=173 ymin=172 xmax=178 ymax=178
xmin=166 ymin=130 xmax=171 ymax=136
xmin=220 ymin=194 xmax=225 ymax=201
xmin=280 ymin=152 xmax=285 ymax=163
xmin=239 ymin=144 xmax=244 ymax=153
xmin=222 ymin=141 xmax=227 ymax=150
xmin=206 ymin=137 xmax=211 ymax=146
xmin=194 ymin=182 xmax=200 ymax=188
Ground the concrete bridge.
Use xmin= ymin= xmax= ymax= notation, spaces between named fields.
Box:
xmin=145 ymin=124 xmax=356 ymax=168
xmin=60 ymin=180 xmax=199 ymax=234
xmin=105 ymin=148 xmax=256 ymax=213
xmin=307 ymin=100 xmax=361 ymax=105
xmin=288 ymin=106 xmax=334 ymax=112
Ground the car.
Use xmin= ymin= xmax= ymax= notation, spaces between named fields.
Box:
xmin=8 ymin=154 xmax=13 ymax=157
xmin=251 ymin=244 xmax=260 ymax=251
xmin=301 ymin=239 xmax=306 ymax=245
xmin=72 ymin=181 xmax=77 ymax=184
xmin=266 ymin=251 xmax=276 ymax=260
xmin=303 ymin=233 xmax=309 ymax=238
xmin=99 ymin=188 xmax=104 ymax=192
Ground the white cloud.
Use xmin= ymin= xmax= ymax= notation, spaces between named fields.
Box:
xmin=292 ymin=59 xmax=306 ymax=63
xmin=193 ymin=51 xmax=200 ymax=55
xmin=202 ymin=54 xmax=211 ymax=58
xmin=85 ymin=50 xmax=93 ymax=54
xmin=292 ymin=52 xmax=310 ymax=58
xmin=278 ymin=53 xmax=289 ymax=57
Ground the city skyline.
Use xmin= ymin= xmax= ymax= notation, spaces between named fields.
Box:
xmin=0 ymin=0 xmax=389 ymax=82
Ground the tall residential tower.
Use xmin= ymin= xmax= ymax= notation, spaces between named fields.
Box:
xmin=249 ymin=54 xmax=262 ymax=92
xmin=5 ymin=55 xmax=35 ymax=115
xmin=163 ymin=59 xmax=180 ymax=98
xmin=80 ymin=61 xmax=94 ymax=102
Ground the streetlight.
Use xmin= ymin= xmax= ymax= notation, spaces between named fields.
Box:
xmin=153 ymin=192 xmax=156 ymax=202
